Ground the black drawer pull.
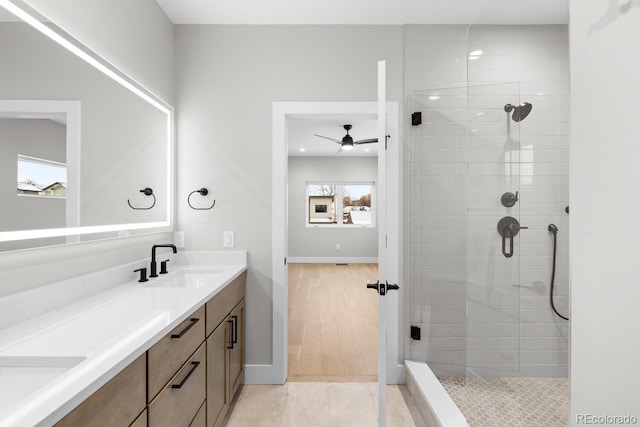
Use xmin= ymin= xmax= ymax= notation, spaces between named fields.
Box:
xmin=171 ymin=317 xmax=199 ymax=339
xmin=232 ymin=315 xmax=238 ymax=344
xmin=227 ymin=319 xmax=234 ymax=349
xmin=171 ymin=361 xmax=200 ymax=389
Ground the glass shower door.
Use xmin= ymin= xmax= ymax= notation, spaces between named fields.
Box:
xmin=407 ymin=82 xmax=523 ymax=377
xmin=465 ymin=82 xmax=522 ymax=376
xmin=407 ymin=85 xmax=470 ymax=377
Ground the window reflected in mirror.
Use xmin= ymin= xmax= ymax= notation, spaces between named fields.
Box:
xmin=17 ymin=154 xmax=67 ymax=198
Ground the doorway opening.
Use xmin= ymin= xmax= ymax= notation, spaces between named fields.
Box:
xmin=286 ymin=116 xmax=380 ymax=381
xmin=269 ymin=101 xmax=401 ymax=391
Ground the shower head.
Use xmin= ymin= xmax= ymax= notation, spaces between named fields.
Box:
xmin=548 ymin=224 xmax=558 ymax=234
xmin=504 ymin=102 xmax=533 ymax=122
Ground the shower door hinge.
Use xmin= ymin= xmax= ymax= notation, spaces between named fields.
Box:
xmin=411 ymin=326 xmax=421 ymax=340
xmin=411 ymin=112 xmax=422 ymax=126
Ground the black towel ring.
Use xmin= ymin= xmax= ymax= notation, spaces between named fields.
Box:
xmin=188 ymin=188 xmax=215 ymax=210
xmin=128 ymin=187 xmax=156 ymax=210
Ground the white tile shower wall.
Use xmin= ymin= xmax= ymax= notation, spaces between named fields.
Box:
xmin=404 ymin=25 xmax=569 ymax=377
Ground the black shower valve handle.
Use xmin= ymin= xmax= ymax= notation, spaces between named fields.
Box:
xmin=501 ymin=191 xmax=519 ymax=208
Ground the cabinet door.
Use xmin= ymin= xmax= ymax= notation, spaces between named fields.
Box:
xmin=228 ymin=300 xmax=244 ymax=399
xmin=207 ymin=319 xmax=229 ymax=427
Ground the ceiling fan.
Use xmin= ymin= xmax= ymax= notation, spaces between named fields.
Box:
xmin=314 ymin=124 xmax=377 ymax=152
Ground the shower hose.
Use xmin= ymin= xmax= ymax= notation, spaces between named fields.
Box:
xmin=549 ymin=224 xmax=569 ymax=321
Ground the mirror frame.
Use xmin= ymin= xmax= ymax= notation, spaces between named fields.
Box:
xmin=0 ymin=0 xmax=173 ymax=244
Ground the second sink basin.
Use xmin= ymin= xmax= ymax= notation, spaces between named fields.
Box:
xmin=0 ymin=356 xmax=86 ymax=413
xmin=149 ymin=269 xmax=224 ymax=288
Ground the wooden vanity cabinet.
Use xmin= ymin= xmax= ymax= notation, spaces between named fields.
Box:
xmin=148 ymin=305 xmax=205 ymax=400
xmin=228 ymin=300 xmax=245 ymax=399
xmin=190 ymin=400 xmax=207 ymax=427
xmin=55 ymin=354 xmax=146 ymax=427
xmin=206 ymin=272 xmax=246 ymax=427
xmin=130 ymin=410 xmax=147 ymax=427
xmin=206 ymin=318 xmax=229 ymax=427
xmin=148 ymin=343 xmax=206 ymax=427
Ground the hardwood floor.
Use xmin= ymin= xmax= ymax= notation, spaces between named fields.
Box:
xmin=287 ymin=263 xmax=379 ymax=382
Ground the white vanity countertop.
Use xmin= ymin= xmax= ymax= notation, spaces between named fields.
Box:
xmin=0 ymin=252 xmax=247 ymax=427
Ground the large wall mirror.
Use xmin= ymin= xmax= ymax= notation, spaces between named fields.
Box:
xmin=0 ymin=0 xmax=173 ymax=251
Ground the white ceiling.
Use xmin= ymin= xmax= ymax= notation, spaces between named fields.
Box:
xmin=288 ymin=118 xmax=378 ymax=157
xmin=156 ymin=0 xmax=568 ymax=25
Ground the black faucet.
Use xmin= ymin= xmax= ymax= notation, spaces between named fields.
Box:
xmin=150 ymin=244 xmax=177 ymax=278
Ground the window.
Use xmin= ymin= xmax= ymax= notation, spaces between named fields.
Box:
xmin=307 ymin=182 xmax=375 ymax=227
xmin=17 ymin=155 xmax=67 ymax=198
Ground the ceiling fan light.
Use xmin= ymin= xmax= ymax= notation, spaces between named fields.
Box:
xmin=342 ymin=142 xmax=354 ymax=151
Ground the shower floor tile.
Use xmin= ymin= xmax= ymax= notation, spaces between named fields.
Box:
xmin=439 ymin=377 xmax=569 ymax=427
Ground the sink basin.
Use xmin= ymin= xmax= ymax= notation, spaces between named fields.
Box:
xmin=149 ymin=269 xmax=224 ymax=288
xmin=0 ymin=356 xmax=86 ymax=412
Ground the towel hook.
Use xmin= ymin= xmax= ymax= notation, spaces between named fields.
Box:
xmin=128 ymin=187 xmax=156 ymax=210
xmin=188 ymin=187 xmax=215 ymax=210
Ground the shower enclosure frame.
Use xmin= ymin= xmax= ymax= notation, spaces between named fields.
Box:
xmin=406 ymin=81 xmax=527 ymax=378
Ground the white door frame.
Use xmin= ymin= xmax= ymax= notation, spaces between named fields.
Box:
xmin=0 ymin=100 xmax=81 ymax=234
xmin=243 ymin=101 xmax=401 ymax=385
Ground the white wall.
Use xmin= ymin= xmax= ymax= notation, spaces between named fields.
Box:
xmin=569 ymin=3 xmax=640 ymax=424
xmin=174 ymin=25 xmax=403 ymax=365
xmin=404 ymin=25 xmax=570 ymax=377
xmin=0 ymin=0 xmax=174 ymax=296
xmin=288 ymin=156 xmax=378 ymax=260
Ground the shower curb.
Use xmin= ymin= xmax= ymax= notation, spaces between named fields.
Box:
xmin=405 ymin=360 xmax=469 ymax=427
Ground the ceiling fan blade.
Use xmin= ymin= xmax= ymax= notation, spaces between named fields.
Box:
xmin=336 ymin=146 xmax=343 ymax=154
xmin=354 ymin=138 xmax=378 ymax=145
xmin=315 ymin=134 xmax=341 ymax=144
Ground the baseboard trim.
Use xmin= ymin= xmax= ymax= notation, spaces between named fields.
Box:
xmin=287 ymin=257 xmax=378 ymax=264
xmin=243 ymin=364 xmax=285 ymax=385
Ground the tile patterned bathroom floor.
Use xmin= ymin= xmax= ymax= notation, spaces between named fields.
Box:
xmin=223 ymin=382 xmax=426 ymax=427
xmin=439 ymin=377 xmax=569 ymax=427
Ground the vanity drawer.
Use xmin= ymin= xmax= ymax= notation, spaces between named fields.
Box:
xmin=148 ymin=305 xmax=205 ymax=400
xmin=148 ymin=343 xmax=206 ymax=427
xmin=190 ymin=400 xmax=207 ymax=427
xmin=55 ymin=354 xmax=146 ymax=427
xmin=206 ymin=271 xmax=246 ymax=336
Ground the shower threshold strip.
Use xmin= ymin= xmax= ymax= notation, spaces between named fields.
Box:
xmin=405 ymin=360 xmax=469 ymax=427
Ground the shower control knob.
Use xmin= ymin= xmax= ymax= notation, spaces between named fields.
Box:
xmin=501 ymin=191 xmax=519 ymax=208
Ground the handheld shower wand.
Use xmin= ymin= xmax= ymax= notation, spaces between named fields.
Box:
xmin=548 ymin=224 xmax=568 ymax=321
